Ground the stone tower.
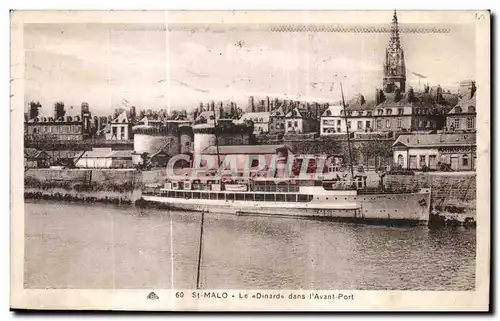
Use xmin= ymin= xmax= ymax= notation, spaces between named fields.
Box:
xmin=383 ymin=10 xmax=406 ymax=93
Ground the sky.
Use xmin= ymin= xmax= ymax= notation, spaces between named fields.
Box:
xmin=22 ymin=11 xmax=476 ymax=116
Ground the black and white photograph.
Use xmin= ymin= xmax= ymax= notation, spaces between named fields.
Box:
xmin=10 ymin=10 xmax=490 ymax=311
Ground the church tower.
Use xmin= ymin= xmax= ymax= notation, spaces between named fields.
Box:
xmin=383 ymin=10 xmax=406 ymax=93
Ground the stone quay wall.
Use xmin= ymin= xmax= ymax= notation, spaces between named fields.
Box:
xmin=384 ymin=172 xmax=476 ymax=205
xmin=25 ymin=168 xmax=166 ymax=189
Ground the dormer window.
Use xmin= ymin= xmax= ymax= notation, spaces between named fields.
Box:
xmin=398 ymin=108 xmax=404 ymax=115
xmin=377 ymin=109 xmax=383 ymax=116
xmin=357 ymin=111 xmax=363 ymax=116
xmin=386 ymin=109 xmax=392 ymax=115
xmin=366 ymin=111 xmax=372 ymax=116
xmin=347 ymin=111 xmax=352 ymax=116
xmin=467 ymin=106 xmax=475 ymax=113
xmin=455 ymin=106 xmax=463 ymax=113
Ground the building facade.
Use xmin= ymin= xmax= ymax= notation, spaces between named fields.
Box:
xmin=285 ymin=107 xmax=319 ymax=134
xmin=106 ymin=111 xmax=132 ymax=141
xmin=239 ymin=112 xmax=270 ymax=134
xmin=392 ymin=133 xmax=476 ymax=171
xmin=269 ymin=106 xmax=286 ymax=135
xmin=446 ymin=84 xmax=476 ymax=132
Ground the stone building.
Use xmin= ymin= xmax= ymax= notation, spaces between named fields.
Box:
xmin=284 ymin=106 xmax=319 ymax=134
xmin=338 ymin=11 xmax=458 ymax=133
xmin=24 ymin=102 xmax=92 ymax=141
xmin=446 ymin=81 xmax=476 ymax=132
xmin=106 ymin=111 xmax=132 ymax=141
xmin=239 ymin=112 xmax=270 ymax=134
xmin=392 ymin=133 xmax=476 ymax=171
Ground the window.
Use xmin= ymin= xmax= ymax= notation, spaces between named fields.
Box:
xmin=454 ymin=118 xmax=461 ymax=129
xmin=386 ymin=109 xmax=392 ymax=115
xmin=294 ymin=121 xmax=298 ymax=127
xmin=468 ymin=106 xmax=476 ymax=113
xmin=376 ymin=119 xmax=382 ymax=128
xmin=358 ymin=111 xmax=363 ymax=116
xmin=396 ymin=118 xmax=402 ymax=128
xmin=467 ymin=117 xmax=474 ymax=129
xmin=366 ymin=121 xmax=371 ymax=129
xmin=366 ymin=111 xmax=372 ymax=116
xmin=288 ymin=121 xmax=292 ymax=127
xmin=347 ymin=121 xmax=351 ymax=129
xmin=357 ymin=121 xmax=362 ymax=129
xmin=326 ymin=110 xmax=332 ymax=116
xmin=337 ymin=120 xmax=341 ymax=125
xmin=455 ymin=106 xmax=463 ymax=113
xmin=398 ymin=108 xmax=404 ymax=115
xmin=419 ymin=155 xmax=426 ymax=168
xmin=385 ymin=120 xmax=391 ymax=128
xmin=377 ymin=109 xmax=383 ymax=116
xmin=462 ymin=155 xmax=469 ymax=167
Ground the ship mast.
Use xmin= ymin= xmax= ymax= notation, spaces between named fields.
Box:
xmin=339 ymin=80 xmax=355 ymax=182
xmin=213 ymin=108 xmax=221 ymax=167
xmin=195 ymin=210 xmax=205 ymax=289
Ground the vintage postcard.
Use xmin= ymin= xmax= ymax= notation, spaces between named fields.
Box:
xmin=10 ymin=10 xmax=490 ymax=311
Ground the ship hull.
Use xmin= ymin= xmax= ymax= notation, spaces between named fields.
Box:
xmin=141 ymin=189 xmax=431 ymax=226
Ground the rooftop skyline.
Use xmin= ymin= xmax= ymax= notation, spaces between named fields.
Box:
xmin=22 ymin=11 xmax=475 ymax=116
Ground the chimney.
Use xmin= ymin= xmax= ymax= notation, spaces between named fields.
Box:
xmin=470 ymin=81 xmax=477 ymax=98
xmin=199 ymin=102 xmax=204 ymax=113
xmin=248 ymin=96 xmax=255 ymax=112
xmin=54 ymin=102 xmax=65 ymax=119
xmin=375 ymin=89 xmax=380 ymax=105
xmin=210 ymin=100 xmax=215 ymax=111
xmin=264 ymin=96 xmax=270 ymax=112
xmin=378 ymin=89 xmax=386 ymax=104
xmin=219 ymin=105 xmax=224 ymax=119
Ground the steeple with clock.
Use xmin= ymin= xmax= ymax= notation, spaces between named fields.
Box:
xmin=383 ymin=10 xmax=406 ymax=93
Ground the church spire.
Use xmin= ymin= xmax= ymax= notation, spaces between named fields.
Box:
xmin=383 ymin=10 xmax=406 ymax=93
xmin=389 ymin=10 xmax=401 ymax=49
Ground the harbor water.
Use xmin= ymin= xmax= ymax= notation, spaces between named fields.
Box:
xmin=25 ymin=201 xmax=476 ymax=290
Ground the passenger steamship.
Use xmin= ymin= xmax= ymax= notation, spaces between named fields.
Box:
xmin=141 ymin=175 xmax=431 ymax=225
xmin=138 ymin=81 xmax=431 ymax=226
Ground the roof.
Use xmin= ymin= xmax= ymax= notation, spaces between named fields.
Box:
xmin=269 ymin=106 xmax=286 ymax=117
xmin=393 ymin=133 xmax=476 ymax=148
xmin=112 ymin=111 xmax=129 ymax=124
xmin=196 ymin=110 xmax=220 ymax=122
xmin=78 ymin=148 xmax=133 ymax=159
xmin=202 ymin=144 xmax=290 ymax=155
xmin=448 ymin=92 xmax=476 ymax=114
xmin=321 ymin=105 xmax=343 ymax=117
xmin=239 ymin=112 xmax=270 ymax=123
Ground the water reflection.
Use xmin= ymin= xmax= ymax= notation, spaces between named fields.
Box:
xmin=25 ymin=201 xmax=475 ymax=290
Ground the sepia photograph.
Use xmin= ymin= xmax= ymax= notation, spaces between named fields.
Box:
xmin=10 ymin=9 xmax=490 ymax=311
